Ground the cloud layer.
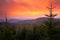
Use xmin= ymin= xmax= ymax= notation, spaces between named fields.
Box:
xmin=0 ymin=0 xmax=60 ymax=19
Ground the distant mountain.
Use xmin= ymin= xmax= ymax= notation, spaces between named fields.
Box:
xmin=0 ymin=19 xmax=4 ymax=22
xmin=18 ymin=17 xmax=60 ymax=24
xmin=0 ymin=17 xmax=60 ymax=24
xmin=54 ymin=18 xmax=60 ymax=21
xmin=8 ymin=19 xmax=21 ymax=23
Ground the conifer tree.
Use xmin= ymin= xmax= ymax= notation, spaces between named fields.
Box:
xmin=45 ymin=2 xmax=57 ymax=40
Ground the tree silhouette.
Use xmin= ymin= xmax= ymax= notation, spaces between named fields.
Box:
xmin=45 ymin=2 xmax=58 ymax=40
xmin=4 ymin=12 xmax=8 ymax=27
xmin=0 ymin=0 xmax=8 ymax=27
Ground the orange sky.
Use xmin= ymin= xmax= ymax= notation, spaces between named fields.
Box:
xmin=0 ymin=0 xmax=60 ymax=19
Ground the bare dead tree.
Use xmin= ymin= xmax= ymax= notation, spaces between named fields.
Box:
xmin=0 ymin=0 xmax=8 ymax=27
xmin=5 ymin=12 xmax=8 ymax=27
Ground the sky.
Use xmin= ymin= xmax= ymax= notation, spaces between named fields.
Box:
xmin=0 ymin=0 xmax=60 ymax=19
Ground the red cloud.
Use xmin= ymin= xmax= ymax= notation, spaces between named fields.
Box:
xmin=0 ymin=0 xmax=59 ymax=19
xmin=53 ymin=0 xmax=60 ymax=8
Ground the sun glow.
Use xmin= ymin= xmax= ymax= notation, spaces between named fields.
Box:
xmin=0 ymin=0 xmax=60 ymax=19
xmin=8 ymin=10 xmax=47 ymax=19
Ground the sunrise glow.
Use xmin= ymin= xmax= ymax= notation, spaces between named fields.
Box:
xmin=0 ymin=0 xmax=60 ymax=19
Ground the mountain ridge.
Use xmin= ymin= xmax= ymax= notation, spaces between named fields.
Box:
xmin=0 ymin=17 xmax=60 ymax=23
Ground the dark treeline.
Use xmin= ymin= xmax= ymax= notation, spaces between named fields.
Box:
xmin=0 ymin=19 xmax=60 ymax=40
